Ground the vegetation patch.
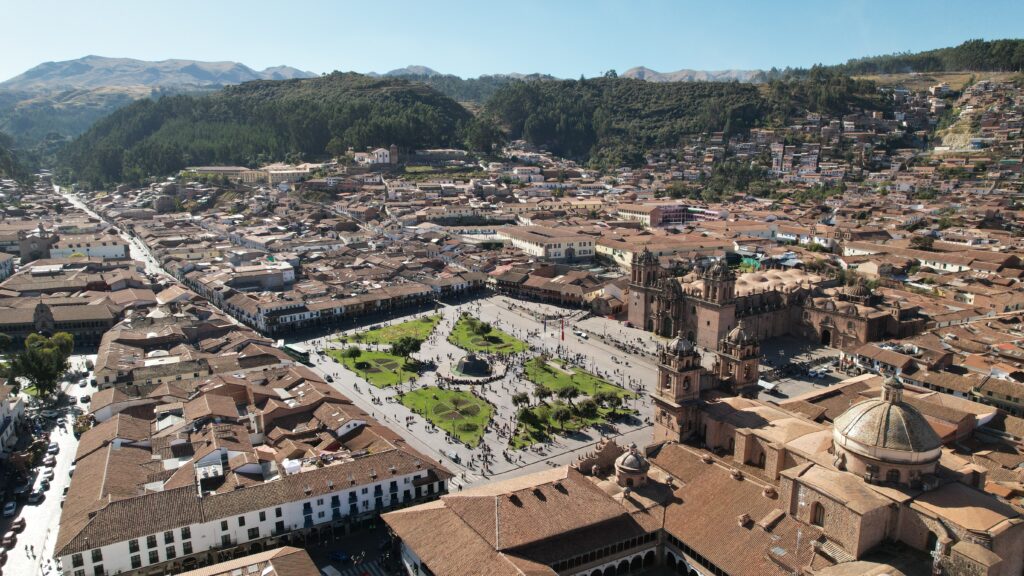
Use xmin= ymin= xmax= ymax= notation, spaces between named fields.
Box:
xmin=523 ymin=356 xmax=634 ymax=399
xmin=447 ymin=314 xmax=527 ymax=354
xmin=341 ymin=315 xmax=440 ymax=346
xmin=327 ymin=349 xmax=415 ymax=388
xmin=401 ymin=387 xmax=492 ymax=446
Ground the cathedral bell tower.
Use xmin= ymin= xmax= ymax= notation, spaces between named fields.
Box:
xmin=628 ymin=247 xmax=660 ymax=330
xmin=713 ymin=320 xmax=761 ymax=396
xmin=701 ymin=259 xmax=736 ymax=305
xmin=652 ymin=331 xmax=705 ymax=444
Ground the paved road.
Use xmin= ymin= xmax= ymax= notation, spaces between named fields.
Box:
xmin=3 ymin=355 xmax=95 ymax=576
xmin=56 ymin=186 xmax=170 ymax=280
xmin=300 ymin=296 xmax=656 ymax=488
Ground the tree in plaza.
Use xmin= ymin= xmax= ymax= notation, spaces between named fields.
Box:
xmin=605 ymin=394 xmax=623 ymax=414
xmin=517 ymin=406 xmax=538 ymax=426
xmin=0 ymin=333 xmax=11 ymax=352
xmin=10 ymin=332 xmax=74 ymax=397
xmin=534 ymin=384 xmax=553 ymax=404
xmin=511 ymin=392 xmax=530 ymax=408
xmin=551 ymin=405 xmax=572 ymax=430
xmin=391 ymin=336 xmax=424 ymax=358
xmin=473 ymin=321 xmax=493 ymax=337
xmin=557 ymin=385 xmax=580 ymax=405
xmin=592 ymin=390 xmax=615 ymax=408
xmin=577 ymin=398 xmax=599 ymax=419
xmin=343 ymin=347 xmax=362 ymax=359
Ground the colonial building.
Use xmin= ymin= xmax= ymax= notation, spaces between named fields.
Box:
xmin=627 ymin=248 xmax=924 ymax=352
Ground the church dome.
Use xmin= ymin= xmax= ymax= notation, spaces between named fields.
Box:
xmin=614 ymin=443 xmax=650 ymax=474
xmin=833 ymin=376 xmax=942 ymax=465
xmin=725 ymin=320 xmax=755 ymax=346
xmin=845 ymin=281 xmax=872 ymax=298
xmin=667 ymin=331 xmax=694 ymax=356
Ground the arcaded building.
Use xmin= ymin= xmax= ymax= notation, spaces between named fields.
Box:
xmin=627 ymin=248 xmax=924 ymax=351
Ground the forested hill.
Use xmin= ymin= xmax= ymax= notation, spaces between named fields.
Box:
xmin=837 ymin=39 xmax=1024 ymax=75
xmin=483 ymin=77 xmax=764 ymax=166
xmin=482 ymin=73 xmax=884 ymax=168
xmin=58 ymin=73 xmax=473 ymax=187
xmin=0 ymin=131 xmax=33 ymax=184
xmin=395 ymin=73 xmax=557 ymax=104
xmin=754 ymin=39 xmax=1024 ymax=81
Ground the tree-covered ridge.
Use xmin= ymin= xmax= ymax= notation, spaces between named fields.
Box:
xmin=396 ymin=73 xmax=557 ymax=104
xmin=0 ymin=131 xmax=33 ymax=184
xmin=754 ymin=39 xmax=1024 ymax=81
xmin=483 ymin=77 xmax=765 ymax=167
xmin=58 ymin=72 xmax=473 ymax=187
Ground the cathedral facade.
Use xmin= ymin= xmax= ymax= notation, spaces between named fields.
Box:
xmin=627 ymin=248 xmax=923 ymax=352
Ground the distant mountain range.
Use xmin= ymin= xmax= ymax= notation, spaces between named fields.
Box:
xmin=621 ymin=66 xmax=761 ymax=82
xmin=0 ymin=55 xmax=316 ymax=91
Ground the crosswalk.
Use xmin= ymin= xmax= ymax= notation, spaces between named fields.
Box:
xmin=332 ymin=560 xmax=389 ymax=576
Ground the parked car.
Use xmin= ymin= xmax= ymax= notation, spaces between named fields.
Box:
xmin=1 ymin=531 xmax=14 ymax=548
xmin=78 ymin=380 xmax=87 ymax=388
xmin=325 ymin=375 xmax=334 ymax=383
xmin=11 ymin=517 xmax=25 ymax=532
xmin=80 ymin=396 xmax=90 ymax=404
xmin=39 ymin=479 xmax=50 ymax=491
xmin=41 ymin=468 xmax=55 ymax=481
xmin=47 ymin=442 xmax=59 ymax=454
xmin=1 ymin=502 xmax=15 ymax=518
xmin=42 ymin=455 xmax=56 ymax=467
xmin=40 ymin=409 xmax=59 ymax=419
xmin=328 ymin=550 xmax=351 ymax=563
xmin=27 ymin=491 xmax=44 ymax=504
xmin=0 ymin=547 xmax=7 ymax=563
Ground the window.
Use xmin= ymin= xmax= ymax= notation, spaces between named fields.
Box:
xmin=164 ymin=530 xmax=174 ymax=544
xmin=131 ymin=555 xmax=142 ymax=569
xmin=220 ymin=520 xmax=228 ymax=531
xmin=93 ymin=566 xmax=104 ymax=576
xmin=129 ymin=540 xmax=139 ymax=553
xmin=237 ymin=516 xmax=246 ymax=527
xmin=181 ymin=527 xmax=191 ymax=540
xmin=811 ymin=502 xmax=825 ymax=527
xmin=91 ymin=549 xmax=103 ymax=563
xmin=72 ymin=554 xmax=84 ymax=568
xmin=221 ymin=534 xmax=232 ymax=547
xmin=248 ymin=528 xmax=259 ymax=541
xmin=316 ymin=498 xmax=324 ymax=505
xmin=75 ymin=571 xmax=86 ymax=576
xmin=148 ymin=550 xmax=159 ymax=565
xmin=275 ymin=520 xmax=285 ymax=534
xmin=275 ymin=507 xmax=282 ymax=518
xmin=166 ymin=546 xmax=176 ymax=560
xmin=182 ymin=541 xmax=193 ymax=555
xmin=361 ymin=487 xmax=368 ymax=494
xmin=259 ymin=511 xmax=266 ymax=522
xmin=886 ymin=469 xmax=900 ymax=483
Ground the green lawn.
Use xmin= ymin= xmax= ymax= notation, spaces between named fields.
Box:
xmin=327 ymin=349 xmax=415 ymax=388
xmin=401 ymin=387 xmax=493 ymax=446
xmin=448 ymin=315 xmax=528 ymax=354
xmin=341 ymin=315 xmax=440 ymax=345
xmin=510 ymin=401 xmax=624 ymax=450
xmin=524 ymin=357 xmax=635 ymax=399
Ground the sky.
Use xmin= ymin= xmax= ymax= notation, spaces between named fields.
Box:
xmin=2 ymin=0 xmax=1022 ymax=82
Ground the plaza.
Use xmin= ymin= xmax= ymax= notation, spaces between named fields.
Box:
xmin=296 ymin=295 xmax=657 ymax=488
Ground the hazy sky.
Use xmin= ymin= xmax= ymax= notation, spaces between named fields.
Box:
xmin=2 ymin=0 xmax=1021 ymax=82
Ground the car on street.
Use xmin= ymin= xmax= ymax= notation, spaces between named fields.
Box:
xmin=11 ymin=517 xmax=25 ymax=532
xmin=1 ymin=502 xmax=15 ymax=518
xmin=1 ymin=531 xmax=14 ymax=548
xmin=328 ymin=550 xmax=351 ymax=563
xmin=0 ymin=547 xmax=7 ymax=564
xmin=41 ymin=467 xmax=55 ymax=481
xmin=39 ymin=479 xmax=50 ymax=491
xmin=79 ymin=380 xmax=87 ymax=387
xmin=325 ymin=375 xmax=334 ymax=383
xmin=42 ymin=455 xmax=56 ymax=467
xmin=41 ymin=409 xmax=60 ymax=418
xmin=27 ymin=491 xmax=44 ymax=504
xmin=47 ymin=441 xmax=59 ymax=454
xmin=80 ymin=396 xmax=90 ymax=404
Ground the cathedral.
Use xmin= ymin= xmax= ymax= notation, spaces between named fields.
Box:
xmin=627 ymin=247 xmax=924 ymax=352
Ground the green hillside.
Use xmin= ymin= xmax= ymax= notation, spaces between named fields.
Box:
xmin=58 ymin=73 xmax=473 ymax=187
